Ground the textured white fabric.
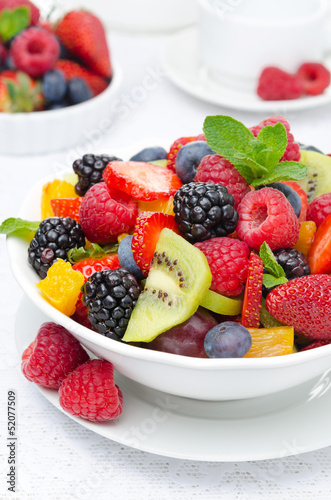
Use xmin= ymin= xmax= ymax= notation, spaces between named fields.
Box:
xmin=1 ymin=31 xmax=331 ymax=500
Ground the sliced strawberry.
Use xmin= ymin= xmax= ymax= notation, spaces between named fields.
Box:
xmin=131 ymin=212 xmax=180 ymax=276
xmin=266 ymin=275 xmax=331 ymax=339
xmin=281 ymin=181 xmax=308 ymax=222
xmin=50 ymin=197 xmax=83 ymax=221
xmin=307 ymin=213 xmax=331 ymax=274
xmin=300 ymin=339 xmax=331 ymax=352
xmin=167 ymin=136 xmax=197 ymax=172
xmin=241 ymin=252 xmax=263 ymax=328
xmin=72 ymin=254 xmax=120 ymax=279
xmin=103 ymin=161 xmax=182 ymax=201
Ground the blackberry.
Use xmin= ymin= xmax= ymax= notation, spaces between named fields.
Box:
xmin=73 ymin=154 xmax=122 ymax=196
xmin=173 ymin=182 xmax=238 ymax=243
xmin=82 ymin=268 xmax=141 ymax=341
xmin=28 ymin=217 xmax=85 ymax=279
xmin=273 ymin=248 xmax=311 ymax=280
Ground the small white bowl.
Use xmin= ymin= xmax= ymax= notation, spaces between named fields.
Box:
xmin=6 ymin=155 xmax=331 ymax=401
xmin=0 ymin=61 xmax=122 ymax=156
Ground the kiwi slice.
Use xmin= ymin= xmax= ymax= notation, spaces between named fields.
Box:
xmin=122 ymin=228 xmax=212 ymax=343
xmin=260 ymin=298 xmax=284 ymax=328
xmin=297 ymin=150 xmax=331 ymax=202
xmin=149 ymin=159 xmax=168 ymax=168
xmin=63 ymin=173 xmax=79 ymax=186
xmin=200 ymin=289 xmax=242 ymax=316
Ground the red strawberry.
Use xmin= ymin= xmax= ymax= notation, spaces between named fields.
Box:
xmin=307 ymin=214 xmax=331 ymax=274
xmin=55 ymin=59 xmax=108 ymax=96
xmin=50 ymin=197 xmax=83 ymax=222
xmin=266 ymin=275 xmax=331 ymax=339
xmin=167 ymin=136 xmax=197 ymax=172
xmin=55 ymin=11 xmax=111 ymax=78
xmin=72 ymin=254 xmax=120 ymax=280
xmin=103 ymin=161 xmax=182 ymax=202
xmin=0 ymin=80 xmax=10 ymax=112
xmin=241 ymin=252 xmax=263 ymax=328
xmin=281 ymin=181 xmax=308 ymax=222
xmin=300 ymin=339 xmax=331 ymax=352
xmin=0 ymin=0 xmax=40 ymax=26
xmin=131 ymin=213 xmax=180 ymax=276
xmin=0 ymin=70 xmax=44 ymax=111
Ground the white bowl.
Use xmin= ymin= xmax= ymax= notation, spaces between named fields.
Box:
xmin=6 ymin=150 xmax=331 ymax=401
xmin=0 ymin=61 xmax=122 ymax=156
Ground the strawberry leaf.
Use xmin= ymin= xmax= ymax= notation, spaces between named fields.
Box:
xmin=0 ymin=6 xmax=30 ymax=42
xmin=0 ymin=217 xmax=40 ymax=235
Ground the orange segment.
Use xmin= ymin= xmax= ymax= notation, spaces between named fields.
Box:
xmin=41 ymin=180 xmax=78 ymax=220
xmin=294 ymin=220 xmax=317 ymax=257
xmin=36 ymin=259 xmax=85 ymax=316
xmin=244 ymin=327 xmax=294 ymax=357
xmin=138 ymin=196 xmax=175 ymax=216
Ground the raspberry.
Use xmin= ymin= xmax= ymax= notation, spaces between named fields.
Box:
xmin=194 ymin=155 xmax=251 ymax=208
xmin=250 ymin=115 xmax=300 ymax=162
xmin=78 ymin=182 xmax=138 ymax=244
xmin=257 ymin=67 xmax=303 ymax=101
xmin=297 ymin=63 xmax=331 ymax=96
xmin=59 ymin=359 xmax=123 ymax=422
xmin=194 ymin=237 xmax=249 ymax=296
xmin=11 ymin=28 xmax=60 ymax=78
xmin=236 ymin=187 xmax=300 ymax=251
xmin=21 ymin=322 xmax=89 ymax=389
xmin=307 ymin=192 xmax=331 ymax=227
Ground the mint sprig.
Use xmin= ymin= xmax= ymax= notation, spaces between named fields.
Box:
xmin=68 ymin=243 xmax=119 ymax=263
xmin=0 ymin=7 xmax=30 ymax=42
xmin=259 ymin=242 xmax=288 ymax=288
xmin=203 ymin=115 xmax=307 ymax=185
xmin=0 ymin=217 xmax=40 ymax=235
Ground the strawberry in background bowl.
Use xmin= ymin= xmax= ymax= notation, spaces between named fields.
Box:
xmin=0 ymin=1 xmax=122 ymax=154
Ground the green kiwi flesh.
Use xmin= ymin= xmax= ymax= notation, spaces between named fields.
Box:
xmin=200 ymin=289 xmax=242 ymax=315
xmin=260 ymin=298 xmax=284 ymax=328
xmin=297 ymin=150 xmax=331 ymax=202
xmin=122 ymin=228 xmax=212 ymax=343
xmin=149 ymin=160 xmax=168 ymax=168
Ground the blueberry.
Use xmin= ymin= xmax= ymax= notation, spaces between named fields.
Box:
xmin=118 ymin=235 xmax=145 ymax=281
xmin=176 ymin=141 xmax=214 ymax=184
xmin=130 ymin=146 xmax=168 ymax=162
xmin=261 ymin=182 xmax=302 ymax=218
xmin=298 ymin=142 xmax=324 ymax=154
xmin=67 ymin=78 xmax=92 ymax=105
xmin=204 ymin=322 xmax=252 ymax=358
xmin=43 ymin=70 xmax=67 ymax=103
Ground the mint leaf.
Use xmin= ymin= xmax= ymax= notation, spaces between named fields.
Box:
xmin=234 ymin=153 xmax=268 ymax=177
xmin=251 ymin=161 xmax=308 ymax=187
xmin=259 ymin=242 xmax=286 ymax=278
xmin=0 ymin=7 xmax=30 ymax=42
xmin=203 ymin=115 xmax=257 ymax=184
xmin=0 ymin=218 xmax=40 ymax=235
xmin=68 ymin=243 xmax=119 ymax=263
xmin=256 ymin=123 xmax=287 ymax=168
xmin=263 ymin=274 xmax=288 ymax=288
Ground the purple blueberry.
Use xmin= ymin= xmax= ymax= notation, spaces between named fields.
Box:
xmin=43 ymin=70 xmax=67 ymax=103
xmin=204 ymin=321 xmax=252 ymax=358
xmin=130 ymin=146 xmax=168 ymax=162
xmin=118 ymin=235 xmax=145 ymax=281
xmin=176 ymin=141 xmax=214 ymax=184
xmin=67 ymin=78 xmax=92 ymax=105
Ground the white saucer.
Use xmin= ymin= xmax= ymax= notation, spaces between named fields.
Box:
xmin=163 ymin=27 xmax=331 ymax=113
xmin=15 ymin=297 xmax=331 ymax=462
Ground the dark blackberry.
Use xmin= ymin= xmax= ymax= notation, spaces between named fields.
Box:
xmin=73 ymin=154 xmax=122 ymax=196
xmin=82 ymin=268 xmax=141 ymax=341
xmin=173 ymin=182 xmax=238 ymax=243
xmin=28 ymin=217 xmax=85 ymax=279
xmin=273 ymin=248 xmax=311 ymax=280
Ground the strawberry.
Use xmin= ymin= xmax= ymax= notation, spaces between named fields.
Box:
xmin=281 ymin=181 xmax=308 ymax=222
xmin=241 ymin=252 xmax=263 ymax=328
xmin=55 ymin=10 xmax=111 ymax=79
xmin=131 ymin=212 xmax=180 ymax=276
xmin=0 ymin=80 xmax=10 ymax=112
xmin=103 ymin=161 xmax=182 ymax=202
xmin=307 ymin=214 xmax=331 ymax=274
xmin=0 ymin=70 xmax=44 ymax=112
xmin=300 ymin=339 xmax=331 ymax=351
xmin=55 ymin=59 xmax=108 ymax=96
xmin=72 ymin=254 xmax=120 ymax=280
xmin=50 ymin=197 xmax=83 ymax=222
xmin=167 ymin=136 xmax=197 ymax=172
xmin=266 ymin=275 xmax=331 ymax=339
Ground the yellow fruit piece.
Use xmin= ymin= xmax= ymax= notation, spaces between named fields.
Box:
xmin=294 ymin=221 xmax=317 ymax=257
xmin=118 ymin=233 xmax=129 ymax=243
xmin=138 ymin=196 xmax=175 ymax=216
xmin=244 ymin=327 xmax=294 ymax=358
xmin=36 ymin=259 xmax=85 ymax=316
xmin=41 ymin=180 xmax=78 ymax=219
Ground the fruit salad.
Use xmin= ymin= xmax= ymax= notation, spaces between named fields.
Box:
xmin=3 ymin=114 xmax=331 ymax=365
xmin=0 ymin=1 xmax=111 ymax=112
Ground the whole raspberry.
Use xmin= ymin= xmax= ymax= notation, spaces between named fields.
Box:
xmin=297 ymin=63 xmax=331 ymax=96
xmin=194 ymin=237 xmax=249 ymax=296
xmin=59 ymin=359 xmax=123 ymax=422
xmin=250 ymin=115 xmax=300 ymax=162
xmin=0 ymin=0 xmax=40 ymax=26
xmin=79 ymin=182 xmax=138 ymax=244
xmin=194 ymin=155 xmax=251 ymax=208
xmin=11 ymin=28 xmax=60 ymax=78
xmin=21 ymin=322 xmax=90 ymax=389
xmin=307 ymin=192 xmax=331 ymax=227
xmin=257 ymin=67 xmax=303 ymax=101
xmin=236 ymin=187 xmax=300 ymax=251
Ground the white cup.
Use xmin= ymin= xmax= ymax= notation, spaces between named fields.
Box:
xmin=198 ymin=0 xmax=330 ymax=90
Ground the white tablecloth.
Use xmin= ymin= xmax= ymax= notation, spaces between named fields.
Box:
xmin=1 ymin=31 xmax=331 ymax=500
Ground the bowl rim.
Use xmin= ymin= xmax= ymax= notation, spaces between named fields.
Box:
xmin=7 ymin=160 xmax=331 ymax=371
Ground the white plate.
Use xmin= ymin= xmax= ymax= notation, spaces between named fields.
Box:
xmin=15 ymin=296 xmax=331 ymax=462
xmin=163 ymin=27 xmax=331 ymax=113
